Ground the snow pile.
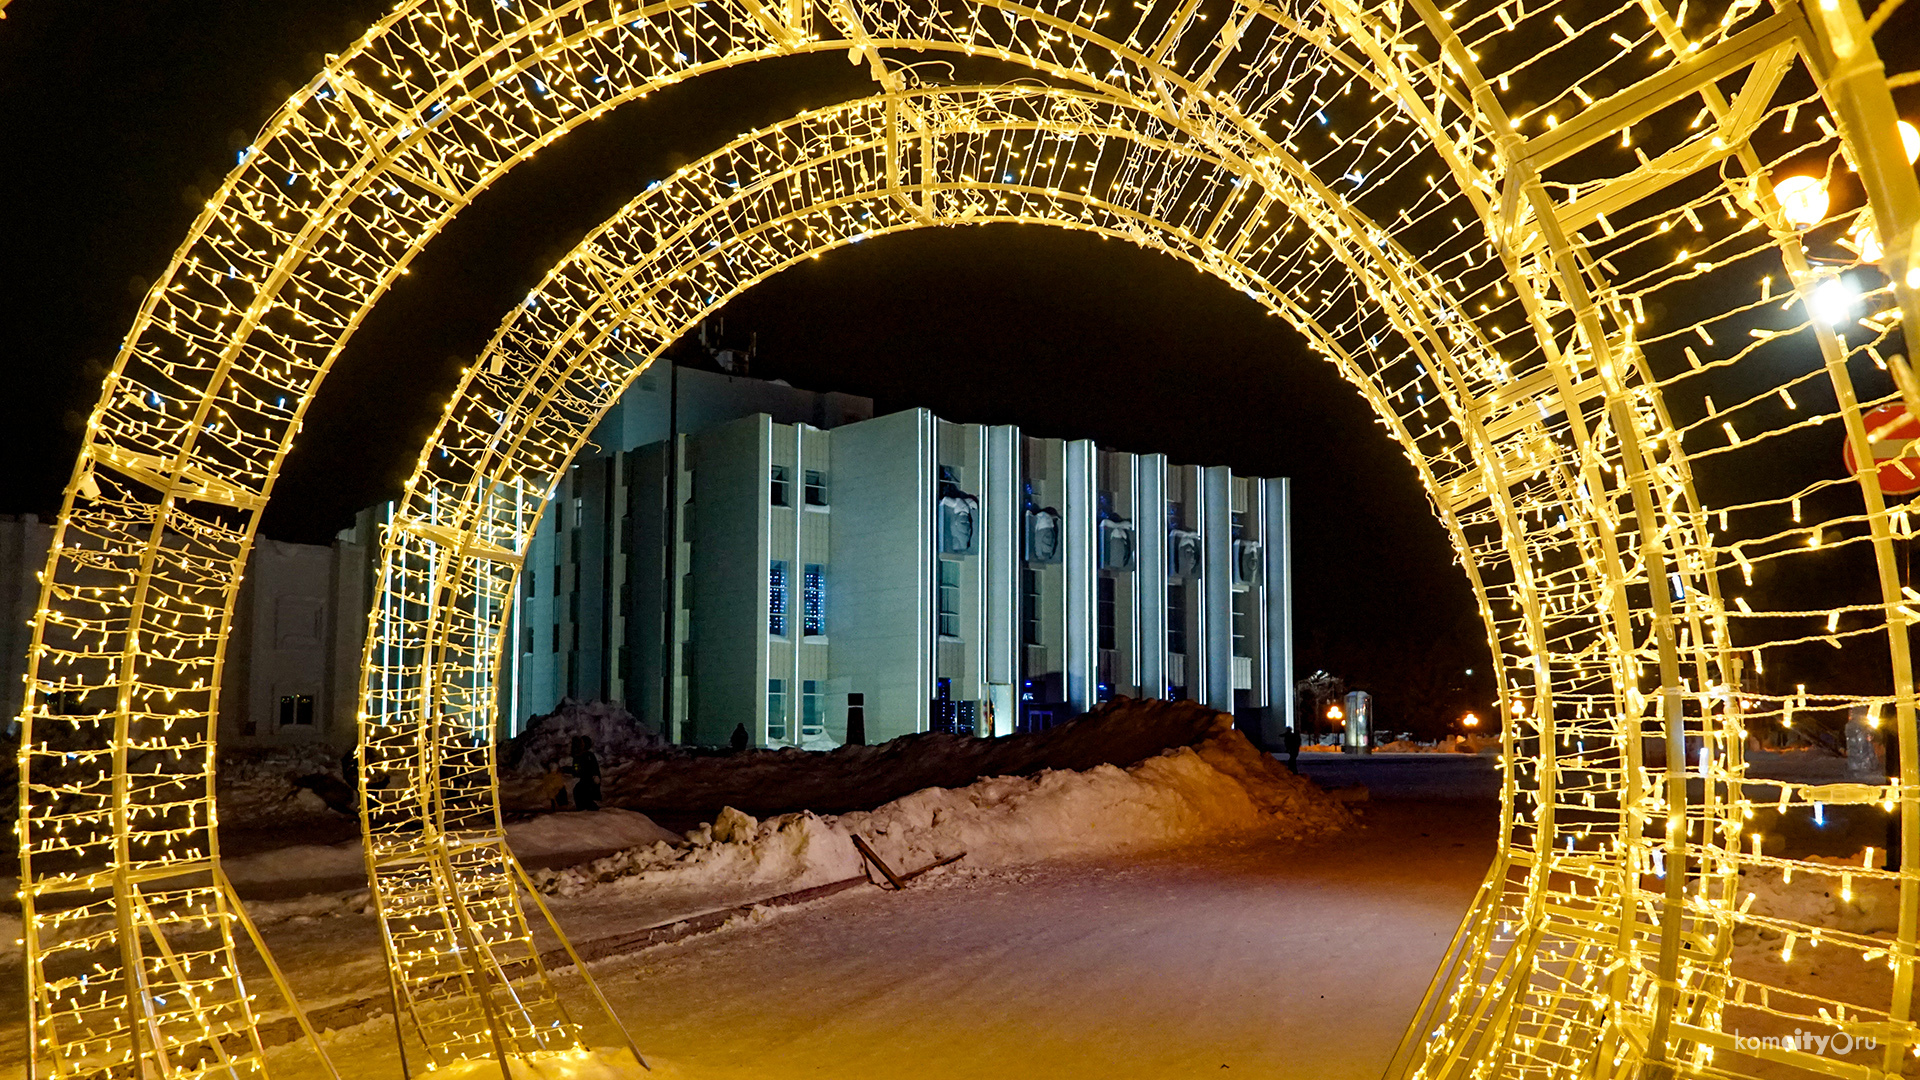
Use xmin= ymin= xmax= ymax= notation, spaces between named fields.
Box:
xmin=216 ymin=742 xmax=348 ymax=826
xmin=529 ymin=714 xmax=1350 ymax=898
xmin=217 ymin=808 xmax=685 ymax=890
xmin=507 ymin=696 xmax=1242 ymax=818
xmin=1373 ymin=735 xmax=1502 ymax=754
xmin=506 ymin=698 xmax=666 ymax=776
xmin=1741 ymin=852 xmax=1899 ymax=937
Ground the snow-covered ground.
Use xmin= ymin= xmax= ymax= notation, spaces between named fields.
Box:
xmin=0 ymin=709 xmax=1360 ymax=1074
xmin=267 ymin=800 xmax=1497 ymax=1080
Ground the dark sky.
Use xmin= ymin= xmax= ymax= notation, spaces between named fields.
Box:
xmin=0 ymin=1 xmax=1489 ymax=722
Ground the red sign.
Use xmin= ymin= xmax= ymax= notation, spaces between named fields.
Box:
xmin=1844 ymin=403 xmax=1920 ymax=495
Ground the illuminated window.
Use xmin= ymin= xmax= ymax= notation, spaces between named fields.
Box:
xmin=801 ymin=680 xmax=824 ymax=737
xmin=768 ymin=679 xmax=787 ymax=741
xmin=769 ymin=560 xmax=789 ymax=636
xmin=803 ymin=564 xmax=825 ymax=636
xmin=770 ymin=465 xmax=790 ymax=506
xmin=937 ymin=558 xmax=961 ymax=638
xmin=805 ymin=469 xmax=828 ymax=506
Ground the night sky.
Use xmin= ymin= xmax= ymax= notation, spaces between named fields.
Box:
xmin=0 ymin=1 xmax=1491 ymax=730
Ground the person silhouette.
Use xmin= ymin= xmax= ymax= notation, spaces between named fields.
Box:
xmin=568 ymin=735 xmax=601 ymax=812
xmin=731 ymin=723 xmax=750 ymax=752
xmin=1283 ymin=727 xmax=1303 ymax=773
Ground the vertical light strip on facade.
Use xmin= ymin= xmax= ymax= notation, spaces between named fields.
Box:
xmin=1063 ymin=440 xmax=1097 ymax=714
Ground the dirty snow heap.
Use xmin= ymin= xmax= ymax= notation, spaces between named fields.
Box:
xmin=532 ymin=707 xmax=1351 ymax=898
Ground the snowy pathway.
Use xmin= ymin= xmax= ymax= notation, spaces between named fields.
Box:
xmin=298 ymin=801 xmax=1495 ymax=1080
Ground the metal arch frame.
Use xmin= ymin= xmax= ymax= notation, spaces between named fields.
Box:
xmin=361 ymin=86 xmax=1538 ymax=1068
xmin=15 ymin=0 xmax=1920 ymax=1076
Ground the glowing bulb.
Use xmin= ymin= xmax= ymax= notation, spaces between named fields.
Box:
xmin=1328 ymin=704 xmax=1344 ymax=721
xmin=1462 ymin=712 xmax=1480 ymax=728
xmin=1773 ymin=175 xmax=1828 ymax=228
xmin=1901 ymin=120 xmax=1920 ymax=165
xmin=1847 ymin=218 xmax=1884 ymax=261
xmin=1809 ymin=276 xmax=1857 ymax=326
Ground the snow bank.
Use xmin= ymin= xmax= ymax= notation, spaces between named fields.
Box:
xmin=1741 ymin=852 xmax=1899 ymax=936
xmin=215 ymin=742 xmax=347 ymax=827
xmin=506 ymin=695 xmax=1242 ymax=819
xmin=506 ymin=699 xmax=666 ymax=776
xmin=218 ymin=809 xmax=685 ymax=889
xmin=530 ymin=715 xmax=1350 ymax=899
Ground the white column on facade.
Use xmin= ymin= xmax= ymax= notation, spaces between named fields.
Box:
xmin=1249 ymin=480 xmax=1269 ymax=709
xmin=1201 ymin=465 xmax=1234 ymax=710
xmin=1063 ymin=440 xmax=1098 ymax=714
xmin=755 ymin=415 xmax=775 ymax=743
xmin=788 ymin=422 xmax=805 ymax=742
xmin=915 ymin=410 xmax=936 ymax=733
xmin=1134 ymin=455 xmax=1167 ymax=700
xmin=1263 ymin=477 xmax=1294 ymax=736
xmin=984 ymin=425 xmax=1020 ymax=734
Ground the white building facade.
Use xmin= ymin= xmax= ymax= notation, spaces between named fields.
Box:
xmin=514 ymin=375 xmax=1295 ymax=749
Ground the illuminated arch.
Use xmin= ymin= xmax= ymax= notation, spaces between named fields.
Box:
xmin=18 ymin=0 xmax=1918 ymax=1076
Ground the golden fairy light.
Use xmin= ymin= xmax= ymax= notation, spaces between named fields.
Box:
xmin=15 ymin=0 xmax=1920 ymax=1076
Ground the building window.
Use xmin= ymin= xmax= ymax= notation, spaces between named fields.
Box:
xmin=805 ymin=469 xmax=828 ymax=507
xmin=1022 ymin=566 xmax=1041 ymax=646
xmin=803 ymin=564 xmax=825 ymax=636
xmin=551 ymin=624 xmax=560 ymax=652
xmin=768 ymin=679 xmax=787 ymax=742
xmin=770 ymin=465 xmax=790 ymax=506
xmin=1168 ymin=584 xmax=1188 ymax=655
xmin=1098 ymin=575 xmax=1116 ymax=651
xmin=278 ymin=694 xmax=315 ymax=727
xmin=524 ymin=569 xmax=536 ymax=598
xmin=937 ymin=558 xmax=962 ymax=638
xmin=524 ymin=626 xmax=534 ymax=654
xmin=802 ymin=680 xmax=824 ymax=737
xmin=769 ymin=560 xmax=789 ymax=636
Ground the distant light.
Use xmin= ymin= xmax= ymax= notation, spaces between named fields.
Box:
xmin=1462 ymin=712 xmax=1480 ymax=728
xmin=1773 ymin=175 xmax=1828 ymax=228
xmin=1327 ymin=704 xmax=1344 ymax=722
xmin=1465 ymin=668 xmax=1473 ymax=675
xmin=1810 ymin=276 xmax=1857 ymax=326
xmin=1901 ymin=120 xmax=1920 ymax=165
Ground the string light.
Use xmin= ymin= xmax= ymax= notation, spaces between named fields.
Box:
xmin=1773 ymin=175 xmax=1830 ymax=228
xmin=14 ymin=0 xmax=1918 ymax=1076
